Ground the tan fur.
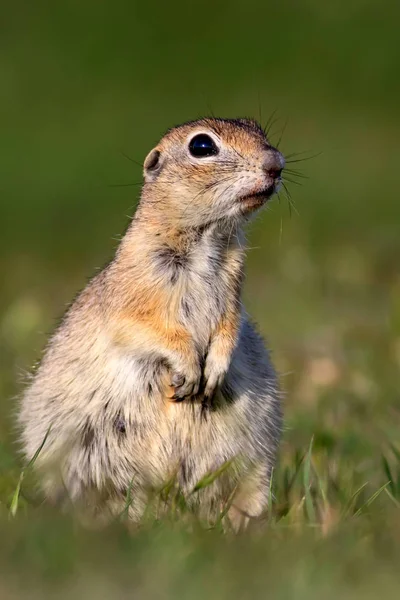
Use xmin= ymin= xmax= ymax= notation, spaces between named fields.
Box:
xmin=19 ymin=117 xmax=284 ymax=529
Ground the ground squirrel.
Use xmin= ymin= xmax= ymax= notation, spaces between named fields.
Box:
xmin=19 ymin=117 xmax=284 ymax=530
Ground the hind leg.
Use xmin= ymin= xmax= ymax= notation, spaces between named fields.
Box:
xmin=227 ymin=463 xmax=271 ymax=532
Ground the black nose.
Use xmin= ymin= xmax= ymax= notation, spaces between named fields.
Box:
xmin=268 ymin=168 xmax=282 ymax=180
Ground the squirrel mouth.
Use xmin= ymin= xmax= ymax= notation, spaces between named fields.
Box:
xmin=239 ymin=184 xmax=276 ymax=205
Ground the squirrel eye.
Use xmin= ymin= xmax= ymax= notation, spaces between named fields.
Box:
xmin=189 ymin=134 xmax=219 ymax=158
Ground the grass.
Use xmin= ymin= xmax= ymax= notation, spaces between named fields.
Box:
xmin=1 ymin=0 xmax=400 ymax=597
xmin=1 ymin=437 xmax=400 ymax=599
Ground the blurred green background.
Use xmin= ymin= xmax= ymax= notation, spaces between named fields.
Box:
xmin=1 ymin=0 xmax=400 ymax=597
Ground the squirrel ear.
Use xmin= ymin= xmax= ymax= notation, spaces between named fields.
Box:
xmin=143 ymin=148 xmax=162 ymax=182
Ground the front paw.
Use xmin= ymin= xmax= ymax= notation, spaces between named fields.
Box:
xmin=203 ymin=356 xmax=229 ymax=402
xmin=169 ymin=367 xmax=201 ymax=401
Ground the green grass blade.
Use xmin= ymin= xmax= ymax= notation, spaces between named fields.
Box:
xmin=9 ymin=473 xmax=24 ymax=518
xmin=268 ymin=467 xmax=275 ymax=523
xmin=303 ymin=437 xmax=316 ymax=523
xmin=215 ymin=483 xmax=239 ymax=530
xmin=384 ymin=487 xmax=400 ymax=509
xmin=191 ymin=459 xmax=234 ymax=494
xmin=117 ymin=475 xmax=135 ymax=521
xmin=342 ymin=482 xmax=368 ymax=517
xmin=389 ymin=443 xmax=400 ymax=463
xmin=353 ymin=482 xmax=390 ymax=517
xmin=25 ymin=426 xmax=52 ymax=470
xmin=382 ymin=456 xmax=395 ymax=496
xmin=9 ymin=426 xmax=51 ymax=519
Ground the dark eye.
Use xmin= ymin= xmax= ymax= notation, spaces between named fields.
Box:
xmin=189 ymin=134 xmax=219 ymax=158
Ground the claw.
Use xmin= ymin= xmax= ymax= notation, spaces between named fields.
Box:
xmin=170 ymin=372 xmax=200 ymax=400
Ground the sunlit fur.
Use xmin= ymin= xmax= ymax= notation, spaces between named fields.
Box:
xmin=19 ymin=117 xmax=284 ymax=530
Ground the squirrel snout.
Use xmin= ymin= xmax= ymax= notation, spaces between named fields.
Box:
xmin=263 ymin=150 xmax=285 ymax=181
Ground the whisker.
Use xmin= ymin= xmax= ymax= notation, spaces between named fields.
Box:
xmin=282 ymin=182 xmax=299 ymax=217
xmin=229 ymin=145 xmax=246 ymax=161
xmin=263 ymin=109 xmax=279 ymax=138
xmin=284 ymin=169 xmax=309 ymax=179
xmin=282 ymin=181 xmax=292 ymax=199
xmin=276 ymin=119 xmax=288 ymax=149
xmin=277 ymin=192 xmax=283 ymax=245
xmin=120 ymin=151 xmax=143 ymax=168
xmin=257 ymin=90 xmax=263 ymax=127
xmin=266 ymin=120 xmax=282 ymax=141
xmin=286 ymin=157 xmax=315 ymax=165
xmin=285 ymin=151 xmax=322 ymax=163
xmin=282 ymin=176 xmax=302 ymax=186
xmin=206 ymin=103 xmax=215 ymax=118
xmin=108 ymin=182 xmax=142 ymax=188
xmin=285 ymin=150 xmax=316 ymax=159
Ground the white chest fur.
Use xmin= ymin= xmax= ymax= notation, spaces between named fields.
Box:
xmin=177 ymin=229 xmax=234 ymax=348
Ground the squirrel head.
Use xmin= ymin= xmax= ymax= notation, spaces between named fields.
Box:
xmin=141 ymin=118 xmax=285 ymax=229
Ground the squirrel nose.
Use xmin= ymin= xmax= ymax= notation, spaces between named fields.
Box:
xmin=267 ymin=167 xmax=283 ymax=180
xmin=263 ymin=149 xmax=285 ymax=180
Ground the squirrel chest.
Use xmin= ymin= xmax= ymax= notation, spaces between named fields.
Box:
xmin=154 ymin=230 xmax=242 ymax=352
